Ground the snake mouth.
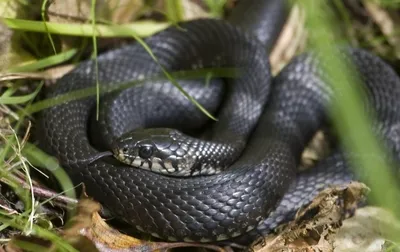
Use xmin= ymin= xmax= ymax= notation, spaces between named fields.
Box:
xmin=113 ymin=148 xmax=125 ymax=160
xmin=112 ymin=148 xmax=145 ymax=168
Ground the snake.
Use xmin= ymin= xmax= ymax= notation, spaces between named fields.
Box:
xmin=37 ymin=0 xmax=400 ymax=243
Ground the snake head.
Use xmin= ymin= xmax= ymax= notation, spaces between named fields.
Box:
xmin=112 ymin=128 xmax=196 ymax=176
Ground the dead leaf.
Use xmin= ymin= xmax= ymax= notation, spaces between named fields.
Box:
xmin=0 ymin=65 xmax=75 ymax=82
xmin=300 ymin=130 xmax=332 ymax=170
xmin=269 ymin=4 xmax=307 ymax=75
xmin=363 ymin=0 xmax=400 ymax=59
xmin=47 ymin=0 xmax=92 ymax=24
xmin=105 ymin=0 xmax=144 ymax=24
xmin=180 ymin=0 xmax=211 ymax=20
xmin=251 ymin=182 xmax=369 ymax=252
xmin=47 ymin=0 xmax=145 ymax=25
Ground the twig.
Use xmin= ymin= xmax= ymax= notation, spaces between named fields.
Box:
xmin=8 ymin=175 xmax=78 ymax=208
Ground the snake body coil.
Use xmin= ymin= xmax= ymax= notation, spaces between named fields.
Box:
xmin=37 ymin=1 xmax=400 ymax=242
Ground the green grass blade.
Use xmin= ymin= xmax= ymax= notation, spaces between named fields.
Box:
xmin=0 ymin=82 xmax=42 ymax=105
xmin=21 ymin=143 xmax=77 ymax=203
xmin=131 ymin=34 xmax=218 ymax=121
xmin=2 ymin=18 xmax=170 ymax=38
xmin=11 ymin=239 xmax=50 ymax=252
xmin=166 ymin=0 xmax=184 ymax=23
xmin=7 ymin=48 xmax=77 ymax=73
xmin=2 ymin=86 xmax=18 ymax=98
xmin=0 ymin=215 xmax=78 ymax=252
xmin=203 ymin=0 xmax=226 ymax=18
xmin=41 ymin=0 xmax=57 ymax=54
xmin=89 ymin=0 xmax=100 ymax=120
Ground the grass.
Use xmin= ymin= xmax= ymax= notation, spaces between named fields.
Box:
xmin=3 ymin=18 xmax=170 ymax=38
xmin=7 ymin=48 xmax=78 ymax=73
xmin=1 ymin=0 xmax=400 ymax=250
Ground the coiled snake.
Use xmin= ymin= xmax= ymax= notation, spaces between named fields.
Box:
xmin=37 ymin=0 xmax=400 ymax=242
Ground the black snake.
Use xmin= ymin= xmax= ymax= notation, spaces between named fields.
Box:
xmin=37 ymin=0 xmax=400 ymax=243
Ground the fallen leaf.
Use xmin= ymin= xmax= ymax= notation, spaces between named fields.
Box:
xmin=251 ymin=182 xmax=369 ymax=252
xmin=0 ymin=2 xmax=36 ymax=72
xmin=60 ymin=192 xmax=225 ymax=252
xmin=105 ymin=0 xmax=144 ymax=24
xmin=0 ymin=65 xmax=75 ymax=82
xmin=269 ymin=4 xmax=307 ymax=75
xmin=363 ymin=0 xmax=400 ymax=59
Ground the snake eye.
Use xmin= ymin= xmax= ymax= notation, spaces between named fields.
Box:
xmin=122 ymin=147 xmax=129 ymax=153
xmin=139 ymin=146 xmax=153 ymax=159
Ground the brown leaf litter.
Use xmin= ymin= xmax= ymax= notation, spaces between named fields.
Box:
xmin=250 ymin=182 xmax=369 ymax=252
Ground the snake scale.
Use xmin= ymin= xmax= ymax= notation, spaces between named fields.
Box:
xmin=37 ymin=0 xmax=400 ymax=243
